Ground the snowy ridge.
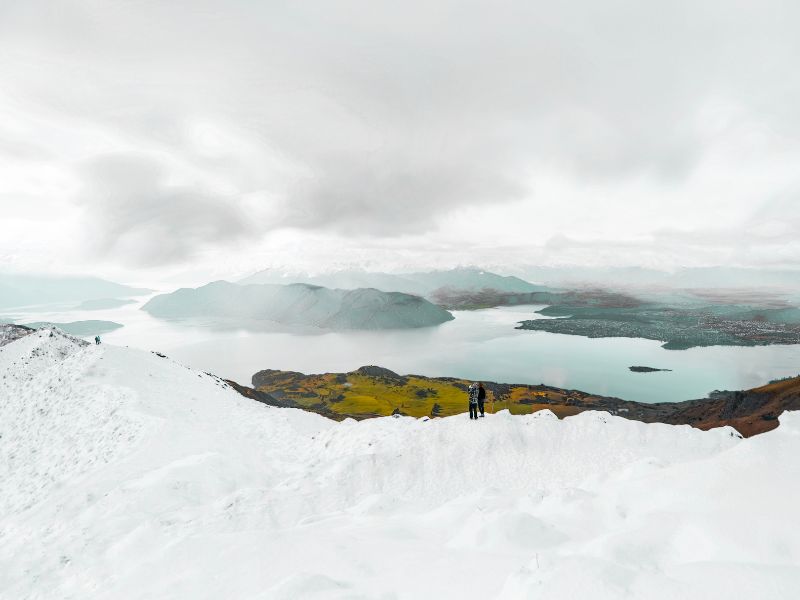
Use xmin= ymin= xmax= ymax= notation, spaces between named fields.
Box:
xmin=0 ymin=329 xmax=142 ymax=516
xmin=1 ymin=331 xmax=798 ymax=599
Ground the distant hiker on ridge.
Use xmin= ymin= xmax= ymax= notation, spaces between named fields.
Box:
xmin=468 ymin=382 xmax=480 ymax=420
xmin=478 ymin=382 xmax=487 ymax=417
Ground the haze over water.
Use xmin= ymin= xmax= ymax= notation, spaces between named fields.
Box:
xmin=10 ymin=300 xmax=800 ymax=403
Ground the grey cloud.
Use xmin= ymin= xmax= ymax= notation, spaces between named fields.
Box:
xmin=3 ymin=0 xmax=800 ymax=268
xmin=77 ymin=154 xmax=254 ymax=266
xmin=749 ymin=196 xmax=800 ymax=236
xmin=282 ymin=155 xmax=526 ymax=233
xmin=0 ymin=136 xmax=52 ymax=161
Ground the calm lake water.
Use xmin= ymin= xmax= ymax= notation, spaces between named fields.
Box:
xmin=6 ymin=299 xmax=800 ymax=403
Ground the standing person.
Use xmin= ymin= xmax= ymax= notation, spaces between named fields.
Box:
xmin=478 ymin=383 xmax=487 ymax=417
xmin=468 ymin=382 xmax=479 ymax=420
xmin=95 ymin=335 xmax=101 ymax=345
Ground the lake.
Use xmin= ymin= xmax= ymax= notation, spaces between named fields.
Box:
xmin=6 ymin=299 xmax=800 ymax=403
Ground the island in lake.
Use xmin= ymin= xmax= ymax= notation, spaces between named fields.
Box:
xmin=142 ymin=281 xmax=454 ymax=330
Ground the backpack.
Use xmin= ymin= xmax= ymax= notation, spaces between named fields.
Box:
xmin=468 ymin=384 xmax=479 ymax=404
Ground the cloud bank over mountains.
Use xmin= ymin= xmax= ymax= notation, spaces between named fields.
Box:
xmin=1 ymin=1 xmax=799 ymax=279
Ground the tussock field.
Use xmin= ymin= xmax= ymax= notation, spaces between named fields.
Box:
xmin=249 ymin=366 xmax=800 ymax=437
xmin=252 ymin=366 xmax=609 ymax=419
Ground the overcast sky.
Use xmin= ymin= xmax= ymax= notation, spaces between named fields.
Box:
xmin=1 ymin=0 xmax=799 ymax=285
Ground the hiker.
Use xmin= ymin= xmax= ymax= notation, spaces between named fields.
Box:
xmin=468 ymin=382 xmax=480 ymax=419
xmin=478 ymin=383 xmax=487 ymax=417
xmin=95 ymin=335 xmax=101 ymax=345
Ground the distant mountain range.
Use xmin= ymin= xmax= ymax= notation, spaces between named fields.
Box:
xmin=0 ymin=273 xmax=150 ymax=309
xmin=239 ymin=267 xmax=546 ymax=298
xmin=142 ymin=281 xmax=454 ymax=330
xmin=518 ymin=266 xmax=800 ymax=290
xmin=242 ymin=265 xmax=800 ymax=294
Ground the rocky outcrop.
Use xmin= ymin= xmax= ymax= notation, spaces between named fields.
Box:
xmin=353 ymin=365 xmax=407 ymax=384
xmin=0 ymin=324 xmax=35 ymax=348
xmin=656 ymin=378 xmax=800 ymax=436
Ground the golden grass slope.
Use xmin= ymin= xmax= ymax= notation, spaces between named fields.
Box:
xmin=247 ymin=367 xmax=800 ymax=437
xmin=252 ymin=367 xmax=596 ymax=420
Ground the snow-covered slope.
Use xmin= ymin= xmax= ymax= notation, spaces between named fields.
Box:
xmin=1 ymin=330 xmax=798 ymax=599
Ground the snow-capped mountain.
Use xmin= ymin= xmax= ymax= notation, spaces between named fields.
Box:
xmin=1 ymin=326 xmax=798 ymax=599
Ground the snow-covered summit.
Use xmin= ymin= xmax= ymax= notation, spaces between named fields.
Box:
xmin=1 ymin=331 xmax=798 ymax=599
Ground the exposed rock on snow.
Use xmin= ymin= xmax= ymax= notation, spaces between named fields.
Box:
xmin=0 ymin=324 xmax=35 ymax=348
xmin=1 ymin=332 xmax=798 ymax=599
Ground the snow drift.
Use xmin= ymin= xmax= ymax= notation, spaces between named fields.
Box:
xmin=1 ymin=328 xmax=798 ymax=599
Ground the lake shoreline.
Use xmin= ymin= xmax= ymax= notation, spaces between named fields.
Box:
xmin=3 ymin=304 xmax=800 ymax=404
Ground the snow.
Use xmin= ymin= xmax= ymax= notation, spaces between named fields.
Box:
xmin=1 ymin=329 xmax=799 ymax=599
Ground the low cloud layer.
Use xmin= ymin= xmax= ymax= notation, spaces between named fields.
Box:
xmin=78 ymin=154 xmax=255 ymax=266
xmin=1 ymin=1 xmax=799 ymax=276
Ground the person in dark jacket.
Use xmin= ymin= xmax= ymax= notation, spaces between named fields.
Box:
xmin=478 ymin=383 xmax=487 ymax=417
xmin=468 ymin=382 xmax=479 ymax=419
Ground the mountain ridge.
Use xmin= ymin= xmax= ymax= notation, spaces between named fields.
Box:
xmin=239 ymin=266 xmax=546 ymax=298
